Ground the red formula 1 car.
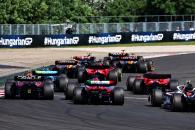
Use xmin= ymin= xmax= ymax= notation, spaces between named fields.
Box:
xmin=126 ymin=73 xmax=178 ymax=94
xmin=5 ymin=75 xmax=54 ymax=99
xmin=77 ymin=61 xmax=122 ymax=83
xmin=72 ymin=79 xmax=124 ymax=105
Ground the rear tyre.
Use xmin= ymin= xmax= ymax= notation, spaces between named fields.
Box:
xmin=108 ymin=70 xmax=118 ymax=83
xmin=146 ymin=59 xmax=153 ymax=71
xmin=115 ymin=68 xmax=122 ymax=82
xmin=58 ymin=74 xmax=69 ymax=91
xmin=138 ymin=62 xmax=147 ymax=73
xmin=44 ymin=81 xmax=54 ymax=100
xmin=65 ymin=83 xmax=78 ymax=100
xmin=171 ymin=93 xmax=184 ymax=112
xmin=73 ymin=87 xmax=84 ymax=104
xmin=133 ymin=79 xmax=144 ymax=94
xmin=113 ymin=87 xmax=124 ymax=105
xmin=169 ymin=79 xmax=179 ymax=91
xmin=126 ymin=76 xmax=136 ymax=91
xmin=78 ymin=69 xmax=85 ymax=83
xmin=151 ymin=89 xmax=163 ymax=106
xmin=5 ymin=81 xmax=15 ymax=99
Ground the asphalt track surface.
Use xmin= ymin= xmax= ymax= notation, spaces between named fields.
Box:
xmin=1 ymin=54 xmax=195 ymax=130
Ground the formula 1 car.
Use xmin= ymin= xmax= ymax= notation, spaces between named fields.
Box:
xmin=54 ymin=60 xmax=78 ymax=78
xmin=104 ymin=51 xmax=153 ymax=73
xmin=126 ymin=73 xmax=178 ymax=95
xmin=160 ymin=82 xmax=195 ymax=111
xmin=77 ymin=61 xmax=122 ymax=83
xmin=4 ymin=75 xmax=54 ymax=99
xmin=72 ymin=79 xmax=124 ymax=105
xmin=33 ymin=69 xmax=68 ymax=92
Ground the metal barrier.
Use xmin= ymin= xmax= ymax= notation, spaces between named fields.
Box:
xmin=0 ymin=21 xmax=195 ymax=35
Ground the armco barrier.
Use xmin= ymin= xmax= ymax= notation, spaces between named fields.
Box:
xmin=0 ymin=31 xmax=195 ymax=47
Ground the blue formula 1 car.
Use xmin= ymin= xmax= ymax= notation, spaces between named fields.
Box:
xmin=149 ymin=81 xmax=195 ymax=111
xmin=32 ymin=69 xmax=68 ymax=92
xmin=70 ymin=79 xmax=124 ymax=105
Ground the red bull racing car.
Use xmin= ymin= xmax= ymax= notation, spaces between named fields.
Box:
xmin=5 ymin=75 xmax=54 ymax=99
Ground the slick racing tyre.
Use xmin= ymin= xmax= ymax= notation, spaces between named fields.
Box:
xmin=151 ymin=89 xmax=163 ymax=106
xmin=65 ymin=83 xmax=78 ymax=100
xmin=58 ymin=74 xmax=69 ymax=91
xmin=113 ymin=87 xmax=124 ymax=105
xmin=73 ymin=87 xmax=84 ymax=104
xmin=138 ymin=62 xmax=148 ymax=73
xmin=126 ymin=76 xmax=136 ymax=91
xmin=108 ymin=70 xmax=118 ymax=83
xmin=5 ymin=81 xmax=15 ymax=99
xmin=146 ymin=59 xmax=154 ymax=71
xmin=133 ymin=79 xmax=144 ymax=94
xmin=44 ymin=80 xmax=54 ymax=100
xmin=78 ymin=69 xmax=86 ymax=83
xmin=171 ymin=93 xmax=184 ymax=112
xmin=115 ymin=68 xmax=122 ymax=82
xmin=169 ymin=79 xmax=179 ymax=91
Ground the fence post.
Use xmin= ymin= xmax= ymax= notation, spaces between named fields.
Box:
xmin=9 ymin=24 xmax=12 ymax=35
xmin=103 ymin=23 xmax=108 ymax=33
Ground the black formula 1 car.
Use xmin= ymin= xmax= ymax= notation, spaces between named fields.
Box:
xmin=54 ymin=60 xmax=78 ymax=78
xmin=77 ymin=61 xmax=122 ymax=84
xmin=5 ymin=75 xmax=54 ymax=99
xmin=104 ymin=51 xmax=153 ymax=73
xmin=72 ymin=79 xmax=124 ymax=105
xmin=126 ymin=73 xmax=178 ymax=95
xmin=32 ymin=69 xmax=68 ymax=92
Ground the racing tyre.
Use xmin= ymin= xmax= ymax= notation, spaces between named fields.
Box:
xmin=113 ymin=87 xmax=124 ymax=105
xmin=133 ymin=79 xmax=144 ymax=94
xmin=146 ymin=59 xmax=154 ymax=71
xmin=138 ymin=62 xmax=148 ymax=73
xmin=44 ymin=81 xmax=54 ymax=100
xmin=115 ymin=68 xmax=122 ymax=82
xmin=169 ymin=79 xmax=179 ymax=91
xmin=126 ymin=76 xmax=136 ymax=91
xmin=73 ymin=87 xmax=84 ymax=104
xmin=172 ymin=93 xmax=184 ymax=112
xmin=151 ymin=89 xmax=163 ymax=106
xmin=58 ymin=74 xmax=69 ymax=91
xmin=78 ymin=69 xmax=85 ymax=83
xmin=108 ymin=70 xmax=118 ymax=83
xmin=5 ymin=81 xmax=15 ymax=99
xmin=65 ymin=83 xmax=78 ymax=100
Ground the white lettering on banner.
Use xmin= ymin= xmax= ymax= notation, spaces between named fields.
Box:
xmin=0 ymin=37 xmax=32 ymax=47
xmin=44 ymin=37 xmax=79 ymax=46
xmin=88 ymin=35 xmax=122 ymax=44
xmin=173 ymin=33 xmax=195 ymax=41
xmin=131 ymin=34 xmax=164 ymax=42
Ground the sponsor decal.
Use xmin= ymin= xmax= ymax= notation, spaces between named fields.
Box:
xmin=88 ymin=35 xmax=122 ymax=44
xmin=44 ymin=37 xmax=79 ymax=46
xmin=0 ymin=37 xmax=32 ymax=47
xmin=173 ymin=33 xmax=195 ymax=41
xmin=131 ymin=34 xmax=164 ymax=42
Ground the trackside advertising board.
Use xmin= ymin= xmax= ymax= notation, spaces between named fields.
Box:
xmin=0 ymin=31 xmax=194 ymax=47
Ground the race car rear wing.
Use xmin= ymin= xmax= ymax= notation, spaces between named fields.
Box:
xmin=85 ymin=80 xmax=117 ymax=86
xmin=55 ymin=60 xmax=78 ymax=65
xmin=73 ymin=56 xmax=95 ymax=61
xmin=86 ymin=64 xmax=110 ymax=69
xmin=108 ymin=53 xmax=128 ymax=57
xmin=120 ymin=56 xmax=138 ymax=61
xmin=14 ymin=76 xmax=44 ymax=81
xmin=32 ymin=70 xmax=59 ymax=76
xmin=143 ymin=73 xmax=171 ymax=79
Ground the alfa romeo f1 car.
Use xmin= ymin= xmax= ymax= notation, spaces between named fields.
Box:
xmin=72 ymin=79 xmax=124 ymax=105
xmin=77 ymin=61 xmax=122 ymax=83
xmin=33 ymin=69 xmax=68 ymax=92
xmin=159 ymin=82 xmax=195 ymax=111
xmin=5 ymin=75 xmax=54 ymax=99
xmin=126 ymin=73 xmax=178 ymax=95
xmin=54 ymin=60 xmax=78 ymax=78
